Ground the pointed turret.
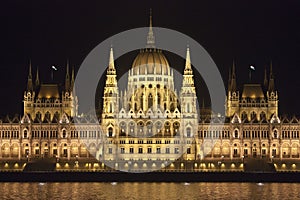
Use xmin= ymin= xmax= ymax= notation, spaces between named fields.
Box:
xmin=146 ymin=9 xmax=155 ymax=48
xmin=102 ymin=47 xmax=119 ymax=137
xmin=71 ymin=66 xmax=75 ymax=91
xmin=230 ymin=60 xmax=237 ymax=92
xmin=268 ymin=61 xmax=275 ymax=92
xmin=65 ymin=60 xmax=70 ymax=91
xmin=184 ymin=45 xmax=193 ymax=74
xmin=263 ymin=67 xmax=268 ymax=90
xmin=180 ymin=45 xmax=198 ymax=138
xmin=35 ymin=68 xmax=40 ymax=87
xmin=27 ymin=60 xmax=33 ymax=91
xmin=108 ymin=47 xmax=116 ymax=74
xmin=228 ymin=66 xmax=232 ymax=92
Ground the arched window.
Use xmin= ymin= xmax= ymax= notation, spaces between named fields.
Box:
xmin=186 ymin=127 xmax=191 ymax=137
xmin=62 ymin=130 xmax=67 ymax=138
xmin=45 ymin=112 xmax=51 ymax=120
xmin=250 ymin=111 xmax=257 ymax=120
xmin=108 ymin=127 xmax=113 ymax=137
xmin=157 ymin=93 xmax=161 ymax=107
xmin=36 ymin=112 xmax=42 ymax=120
xmin=164 ymin=122 xmax=170 ymax=135
xmin=241 ymin=112 xmax=247 ymax=121
xmin=134 ymin=103 xmax=137 ymax=111
xmin=140 ymin=93 xmax=144 ymax=110
xmin=260 ymin=112 xmax=266 ymax=120
xmin=187 ymin=103 xmax=190 ymax=113
xmin=23 ymin=130 xmax=28 ymax=138
xmin=109 ymin=102 xmax=113 ymax=113
xmin=54 ymin=112 xmax=60 ymax=120
xmin=273 ymin=130 xmax=278 ymax=138
xmin=148 ymin=94 xmax=153 ymax=109
xmin=234 ymin=129 xmax=239 ymax=138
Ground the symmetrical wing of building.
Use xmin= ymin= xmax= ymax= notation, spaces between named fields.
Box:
xmin=0 ymin=15 xmax=299 ymax=171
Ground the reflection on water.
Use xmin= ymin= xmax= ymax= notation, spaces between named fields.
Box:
xmin=0 ymin=182 xmax=299 ymax=200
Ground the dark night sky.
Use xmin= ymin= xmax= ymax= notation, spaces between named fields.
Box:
xmin=0 ymin=0 xmax=299 ymax=116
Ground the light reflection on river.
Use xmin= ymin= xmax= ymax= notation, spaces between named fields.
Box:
xmin=0 ymin=182 xmax=299 ymax=200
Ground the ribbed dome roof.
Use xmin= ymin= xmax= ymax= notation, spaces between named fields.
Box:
xmin=131 ymin=48 xmax=170 ymax=75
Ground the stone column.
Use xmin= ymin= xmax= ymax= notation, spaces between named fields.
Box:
xmin=279 ymin=145 xmax=282 ymax=160
xmin=0 ymin=143 xmax=2 ymax=158
xmin=67 ymin=146 xmax=70 ymax=160
xmin=18 ymin=144 xmax=21 ymax=160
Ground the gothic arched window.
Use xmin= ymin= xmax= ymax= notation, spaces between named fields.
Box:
xmin=157 ymin=93 xmax=161 ymax=107
xmin=140 ymin=93 xmax=144 ymax=110
xmin=186 ymin=127 xmax=191 ymax=137
xmin=260 ymin=112 xmax=266 ymax=120
xmin=108 ymin=127 xmax=113 ymax=137
xmin=250 ymin=111 xmax=257 ymax=120
xmin=241 ymin=112 xmax=247 ymax=121
xmin=45 ymin=112 xmax=51 ymax=120
xmin=148 ymin=94 xmax=153 ymax=109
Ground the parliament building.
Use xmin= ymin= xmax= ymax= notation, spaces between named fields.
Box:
xmin=0 ymin=15 xmax=299 ymax=172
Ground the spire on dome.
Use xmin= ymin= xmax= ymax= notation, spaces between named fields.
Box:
xmin=146 ymin=8 xmax=155 ymax=48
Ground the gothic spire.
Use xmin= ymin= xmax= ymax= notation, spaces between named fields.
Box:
xmin=146 ymin=8 xmax=155 ymax=48
xmin=230 ymin=60 xmax=236 ymax=92
xmin=65 ymin=60 xmax=70 ymax=91
xmin=71 ymin=66 xmax=75 ymax=90
xmin=182 ymin=46 xmax=194 ymax=87
xmin=264 ymin=66 xmax=268 ymax=89
xmin=268 ymin=61 xmax=275 ymax=92
xmin=27 ymin=60 xmax=33 ymax=91
xmin=228 ymin=66 xmax=232 ymax=92
xmin=35 ymin=67 xmax=40 ymax=87
xmin=107 ymin=46 xmax=116 ymax=75
xmin=184 ymin=46 xmax=193 ymax=74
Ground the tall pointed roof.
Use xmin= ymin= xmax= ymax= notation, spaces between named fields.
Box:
xmin=27 ymin=60 xmax=33 ymax=91
xmin=229 ymin=60 xmax=237 ymax=92
xmin=71 ymin=66 xmax=75 ymax=90
xmin=35 ymin=67 xmax=40 ymax=87
xmin=184 ymin=46 xmax=193 ymax=75
xmin=264 ymin=66 xmax=268 ymax=89
xmin=146 ymin=9 xmax=155 ymax=48
xmin=65 ymin=60 xmax=70 ymax=91
xmin=107 ymin=47 xmax=116 ymax=75
xmin=268 ymin=61 xmax=275 ymax=92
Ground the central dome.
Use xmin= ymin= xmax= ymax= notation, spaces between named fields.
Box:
xmin=131 ymin=48 xmax=170 ymax=75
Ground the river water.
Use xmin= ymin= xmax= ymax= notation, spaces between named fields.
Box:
xmin=0 ymin=182 xmax=299 ymax=200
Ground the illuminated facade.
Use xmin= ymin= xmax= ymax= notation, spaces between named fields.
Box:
xmin=0 ymin=15 xmax=299 ymax=172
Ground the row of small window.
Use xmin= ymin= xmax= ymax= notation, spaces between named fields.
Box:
xmin=1 ymin=131 xmax=19 ymax=138
xmin=198 ymin=131 xmax=230 ymax=138
xmin=133 ymin=77 xmax=167 ymax=82
xmin=27 ymin=130 xmax=99 ymax=139
xmin=108 ymin=147 xmax=192 ymax=154
xmin=199 ymin=130 xmax=270 ymax=139
xmin=117 ymin=140 xmax=190 ymax=144
xmin=281 ymin=131 xmax=300 ymax=139
xmin=242 ymin=131 xmax=269 ymax=138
